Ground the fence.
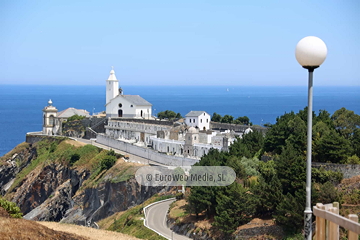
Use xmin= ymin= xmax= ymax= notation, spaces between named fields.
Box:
xmin=313 ymin=202 xmax=360 ymax=240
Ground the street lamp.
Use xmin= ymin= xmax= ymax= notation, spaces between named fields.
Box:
xmin=295 ymin=36 xmax=327 ymax=240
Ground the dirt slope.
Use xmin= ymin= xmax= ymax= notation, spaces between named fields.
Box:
xmin=37 ymin=221 xmax=141 ymax=240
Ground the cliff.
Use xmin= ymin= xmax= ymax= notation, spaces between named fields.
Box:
xmin=0 ymin=137 xmax=164 ymax=227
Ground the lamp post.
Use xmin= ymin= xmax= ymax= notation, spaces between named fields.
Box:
xmin=295 ymin=36 xmax=327 ymax=240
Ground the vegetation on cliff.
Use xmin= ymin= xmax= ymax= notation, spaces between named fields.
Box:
xmin=180 ymin=107 xmax=360 ymax=237
xmin=0 ymin=197 xmax=22 ymax=218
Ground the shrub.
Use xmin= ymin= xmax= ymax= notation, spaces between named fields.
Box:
xmin=99 ymin=156 xmax=117 ymax=171
xmin=0 ymin=198 xmax=22 ymax=218
xmin=69 ymin=153 xmax=81 ymax=166
xmin=175 ymin=192 xmax=184 ymax=200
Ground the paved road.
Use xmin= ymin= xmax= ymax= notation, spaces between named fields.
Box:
xmin=146 ymin=199 xmax=191 ymax=240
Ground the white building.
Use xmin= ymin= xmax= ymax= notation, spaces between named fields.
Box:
xmin=105 ymin=68 xmax=152 ymax=118
xmin=42 ymin=99 xmax=58 ymax=135
xmin=185 ymin=111 xmax=211 ymax=130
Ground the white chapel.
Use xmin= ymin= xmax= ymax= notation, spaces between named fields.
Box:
xmin=105 ymin=68 xmax=152 ymax=118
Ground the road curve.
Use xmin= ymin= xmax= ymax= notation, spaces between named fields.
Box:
xmin=146 ymin=199 xmax=191 ymax=240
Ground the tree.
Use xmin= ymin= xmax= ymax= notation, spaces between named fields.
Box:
xmin=314 ymin=129 xmax=352 ymax=163
xmin=275 ymin=142 xmax=306 ymax=195
xmin=221 ymin=115 xmax=234 ymax=123
xmin=67 ymin=114 xmax=86 ymax=122
xmin=274 ymin=190 xmax=305 ymax=233
xmin=234 ymin=116 xmax=250 ymax=125
xmin=157 ymin=110 xmax=177 ymax=120
xmin=175 ymin=112 xmax=182 ymax=119
xmin=264 ymin=111 xmax=297 ymax=154
xmin=252 ymin=161 xmax=282 ymax=216
xmin=229 ymin=130 xmax=265 ymax=158
xmin=331 ymin=107 xmax=360 ymax=139
xmin=214 ymin=183 xmax=254 ymax=235
xmin=211 ymin=112 xmax=222 ymax=122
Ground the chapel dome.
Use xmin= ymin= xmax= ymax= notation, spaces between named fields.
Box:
xmin=188 ymin=127 xmax=197 ymax=133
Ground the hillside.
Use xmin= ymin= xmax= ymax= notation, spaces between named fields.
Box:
xmin=0 ymin=137 xmax=166 ymax=239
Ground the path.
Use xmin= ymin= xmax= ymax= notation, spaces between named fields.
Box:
xmin=145 ymin=199 xmax=191 ymax=240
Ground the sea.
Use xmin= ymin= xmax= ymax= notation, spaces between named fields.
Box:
xmin=0 ymin=85 xmax=359 ymax=157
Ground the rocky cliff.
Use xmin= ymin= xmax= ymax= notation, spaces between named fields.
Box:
xmin=0 ymin=138 xmax=164 ymax=227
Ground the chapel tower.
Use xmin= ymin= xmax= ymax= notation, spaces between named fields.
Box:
xmin=42 ymin=99 xmax=58 ymax=135
xmin=106 ymin=67 xmax=119 ymax=104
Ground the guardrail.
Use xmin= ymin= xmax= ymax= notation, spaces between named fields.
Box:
xmin=313 ymin=202 xmax=360 ymax=240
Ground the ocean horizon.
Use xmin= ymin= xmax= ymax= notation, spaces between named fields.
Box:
xmin=1 ymin=85 xmax=359 ymax=157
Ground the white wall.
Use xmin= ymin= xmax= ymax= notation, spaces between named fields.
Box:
xmin=106 ymin=96 xmax=136 ymax=118
xmin=97 ymin=134 xmax=198 ymax=166
xmin=185 ymin=112 xmax=211 ymax=130
xmin=106 ymin=80 xmax=119 ymax=104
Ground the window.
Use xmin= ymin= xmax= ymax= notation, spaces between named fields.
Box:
xmin=189 ymin=119 xmax=191 ymax=123
xmin=204 ymin=113 xmax=205 ymax=116
xmin=49 ymin=115 xmax=54 ymax=126
xmin=193 ymin=119 xmax=195 ymax=123
xmin=118 ymin=103 xmax=122 ymax=108
xmin=130 ymin=105 xmax=133 ymax=107
xmin=206 ymin=119 xmax=208 ymax=123
xmin=201 ymin=119 xmax=202 ymax=123
xmin=194 ymin=136 xmax=196 ymax=140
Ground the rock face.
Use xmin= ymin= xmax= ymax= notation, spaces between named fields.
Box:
xmin=0 ymin=146 xmax=37 ymax=195
xmin=0 ymin=142 xmax=164 ymax=227
xmin=13 ymin=163 xmax=88 ymax=216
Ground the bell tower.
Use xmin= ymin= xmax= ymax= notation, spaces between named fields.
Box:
xmin=106 ymin=67 xmax=119 ymax=104
xmin=42 ymin=99 xmax=58 ymax=135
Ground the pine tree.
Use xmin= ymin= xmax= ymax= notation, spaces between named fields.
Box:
xmin=252 ymin=161 xmax=282 ymax=216
xmin=214 ymin=183 xmax=254 ymax=235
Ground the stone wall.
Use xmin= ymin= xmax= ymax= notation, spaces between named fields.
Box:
xmin=96 ymin=134 xmax=198 ymax=166
xmin=25 ymin=133 xmax=64 ymax=145
xmin=210 ymin=122 xmax=267 ymax=134
xmin=110 ymin=117 xmax=175 ymax=126
xmin=312 ymin=162 xmax=360 ymax=179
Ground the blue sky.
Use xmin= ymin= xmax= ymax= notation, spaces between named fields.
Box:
xmin=0 ymin=0 xmax=359 ymax=86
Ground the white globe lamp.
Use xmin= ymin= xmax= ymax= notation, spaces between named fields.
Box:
xmin=296 ymin=36 xmax=327 ymax=240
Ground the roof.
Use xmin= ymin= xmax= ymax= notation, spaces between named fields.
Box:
xmin=185 ymin=111 xmax=209 ymax=117
xmin=57 ymin=108 xmax=90 ymax=118
xmin=107 ymin=68 xmax=118 ymax=81
xmin=122 ymin=95 xmax=152 ymax=106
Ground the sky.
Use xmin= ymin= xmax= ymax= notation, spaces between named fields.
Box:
xmin=0 ymin=0 xmax=359 ymax=86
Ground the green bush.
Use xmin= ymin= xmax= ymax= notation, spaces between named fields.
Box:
xmin=69 ymin=153 xmax=81 ymax=166
xmin=312 ymin=167 xmax=343 ymax=184
xmin=175 ymin=192 xmax=184 ymax=200
xmin=0 ymin=198 xmax=22 ymax=218
xmin=99 ymin=156 xmax=116 ymax=171
xmin=66 ymin=114 xmax=86 ymax=122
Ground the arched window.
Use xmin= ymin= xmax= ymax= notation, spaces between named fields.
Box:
xmin=49 ymin=115 xmax=54 ymax=126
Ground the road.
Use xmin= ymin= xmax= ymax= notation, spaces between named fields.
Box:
xmin=146 ymin=199 xmax=191 ymax=240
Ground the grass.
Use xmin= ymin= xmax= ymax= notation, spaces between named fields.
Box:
xmin=0 ymin=142 xmax=30 ymax=165
xmin=6 ymin=140 xmax=57 ymax=193
xmin=107 ymin=194 xmax=174 ymax=240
